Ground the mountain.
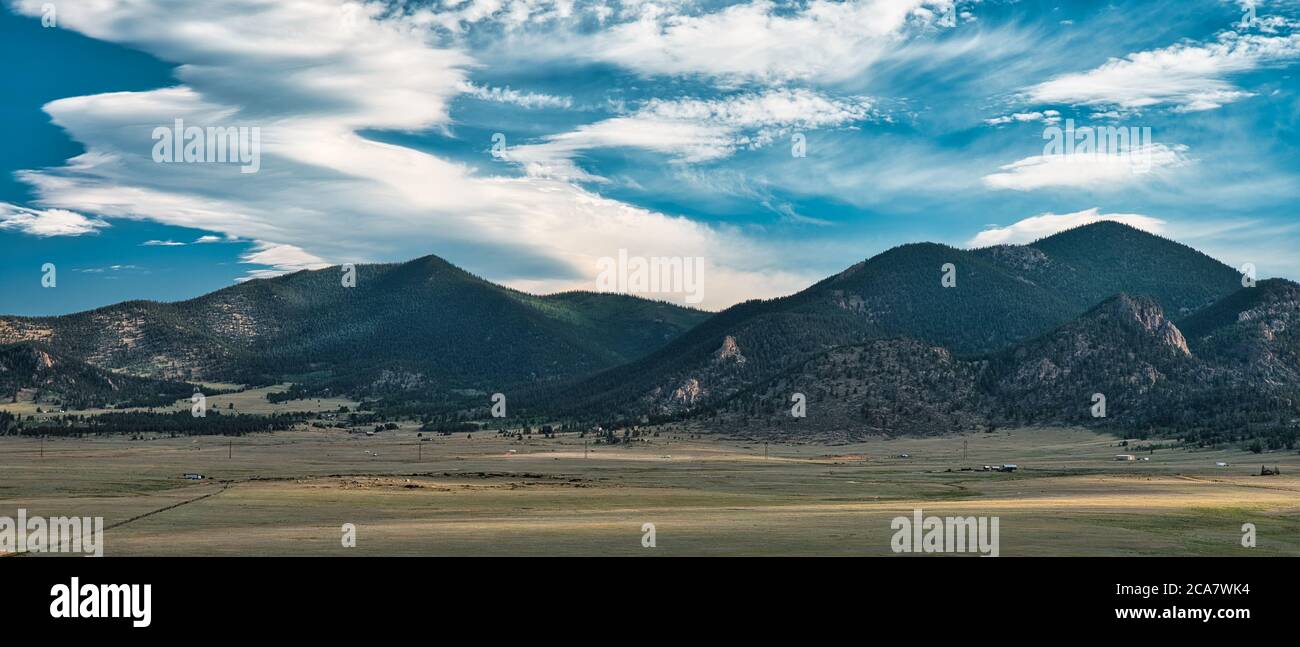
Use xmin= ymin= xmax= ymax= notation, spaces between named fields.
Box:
xmin=693 ymin=286 xmax=1300 ymax=446
xmin=0 ymin=342 xmax=193 ymax=410
xmin=0 ymin=256 xmax=708 ymax=399
xmin=1180 ymin=278 xmax=1300 ymax=372
xmin=699 ymin=338 xmax=991 ymax=441
xmin=983 ymin=293 xmax=1198 ymax=425
xmin=6 ymin=223 xmax=1290 ymax=445
xmin=984 ymin=284 xmax=1300 ymax=446
xmin=989 ymin=221 xmax=1242 ymax=317
xmin=536 ymin=222 xmax=1243 ymax=420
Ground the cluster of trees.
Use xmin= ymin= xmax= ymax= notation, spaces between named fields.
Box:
xmin=265 ymin=384 xmax=310 ymax=403
xmin=14 ymin=410 xmax=308 ymax=437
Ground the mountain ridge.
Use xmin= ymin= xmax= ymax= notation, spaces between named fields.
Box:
xmin=531 ymin=221 xmax=1244 ymax=422
xmin=4 ymin=221 xmax=1294 ymax=446
xmin=0 ymin=254 xmax=710 ymax=398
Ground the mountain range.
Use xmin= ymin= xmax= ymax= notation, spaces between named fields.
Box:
xmin=2 ymin=222 xmax=1297 ymax=446
xmin=0 ymin=256 xmax=707 ymax=404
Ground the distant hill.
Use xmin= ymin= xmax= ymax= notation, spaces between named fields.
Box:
xmin=1011 ymin=221 xmax=1241 ymax=316
xmin=0 ymin=256 xmax=708 ymax=400
xmin=982 ymin=293 xmax=1199 ymax=426
xmin=538 ymin=221 xmax=1245 ymax=421
xmin=4 ymin=223 xmax=1292 ymax=445
xmin=0 ymin=343 xmax=193 ymax=410
xmin=696 ymin=285 xmax=1300 ymax=446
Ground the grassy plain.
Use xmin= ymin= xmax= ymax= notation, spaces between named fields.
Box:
xmin=2 ymin=423 xmax=1297 ymax=556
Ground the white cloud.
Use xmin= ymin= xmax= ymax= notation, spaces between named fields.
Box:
xmin=966 ymin=208 xmax=1167 ymax=247
xmin=984 ymin=110 xmax=1059 ymax=126
xmin=457 ymin=82 xmax=573 ymax=109
xmin=0 ymin=203 xmax=109 ymax=237
xmin=505 ymin=88 xmax=875 ymax=179
xmin=238 ymin=242 xmax=330 ymax=280
xmin=982 ymin=143 xmax=1188 ymax=191
xmin=6 ymin=0 xmax=819 ymax=309
xmin=193 ymin=235 xmax=228 ymax=243
xmin=142 ymin=239 xmax=185 ymax=246
xmin=1024 ymin=28 xmax=1300 ymax=111
xmin=576 ymin=0 xmax=957 ymax=82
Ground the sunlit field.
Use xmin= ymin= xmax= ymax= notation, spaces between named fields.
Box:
xmin=4 ymin=423 xmax=1296 ymax=556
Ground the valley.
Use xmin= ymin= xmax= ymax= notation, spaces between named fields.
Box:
xmin=3 ymin=222 xmax=1299 ymax=557
xmin=2 ymin=425 xmax=1296 ymax=556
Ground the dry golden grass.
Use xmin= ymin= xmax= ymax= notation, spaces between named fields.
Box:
xmin=2 ymin=426 xmax=1297 ymax=556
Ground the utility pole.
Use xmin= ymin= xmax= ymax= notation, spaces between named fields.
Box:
xmin=418 ymin=441 xmax=422 ymax=462
xmin=963 ymin=439 xmax=968 ymax=463
xmin=228 ymin=440 xmax=232 ymax=459
xmin=764 ymin=442 xmax=768 ymax=460
xmin=41 ymin=435 xmax=45 ymax=459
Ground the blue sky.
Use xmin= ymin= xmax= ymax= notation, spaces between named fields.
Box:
xmin=2 ymin=0 xmax=1298 ymax=315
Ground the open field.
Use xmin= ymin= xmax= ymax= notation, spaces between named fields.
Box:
xmin=0 ymin=383 xmax=358 ymax=418
xmin=2 ymin=426 xmax=1298 ymax=556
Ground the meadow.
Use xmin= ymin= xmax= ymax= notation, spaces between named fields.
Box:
xmin=2 ymin=418 xmax=1297 ymax=556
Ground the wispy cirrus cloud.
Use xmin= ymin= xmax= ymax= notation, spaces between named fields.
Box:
xmin=3 ymin=0 xmax=822 ymax=307
xmin=7 ymin=0 xmax=1300 ymax=314
xmin=457 ymin=82 xmax=573 ymax=109
xmin=504 ymin=88 xmax=877 ymax=180
xmin=578 ymin=0 xmax=958 ymax=82
xmin=1024 ymin=26 xmax=1300 ymax=112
